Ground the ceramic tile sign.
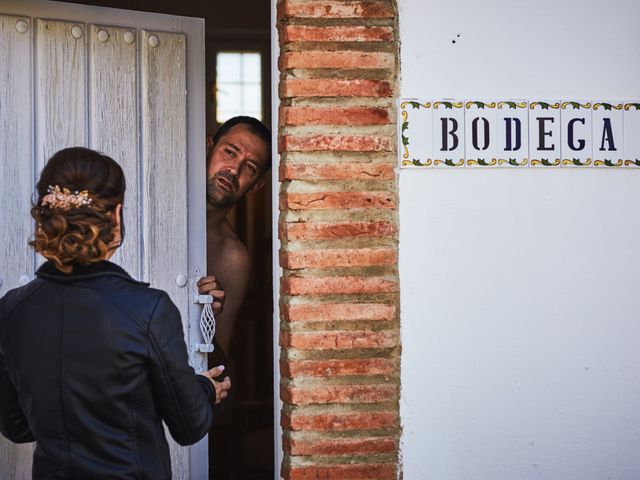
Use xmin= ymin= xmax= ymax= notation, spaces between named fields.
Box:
xmin=399 ymin=99 xmax=640 ymax=169
xmin=400 ymin=100 xmax=433 ymax=167
xmin=560 ymin=101 xmax=592 ymax=167
xmin=529 ymin=101 xmax=561 ymax=167
xmin=624 ymin=103 xmax=640 ymax=167
xmin=465 ymin=101 xmax=497 ymax=167
xmin=496 ymin=100 xmax=528 ymax=167
xmin=432 ymin=100 xmax=465 ymax=167
xmin=592 ymin=102 xmax=624 ymax=167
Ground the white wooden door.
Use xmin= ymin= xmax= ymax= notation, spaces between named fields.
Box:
xmin=0 ymin=1 xmax=207 ymax=478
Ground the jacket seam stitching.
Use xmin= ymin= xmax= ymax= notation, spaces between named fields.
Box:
xmin=130 ymin=404 xmax=144 ymax=478
xmin=148 ymin=330 xmax=190 ymax=441
xmin=145 ymin=293 xmax=163 ymax=337
xmin=91 ymin=288 xmax=156 ymax=335
xmin=58 ymin=286 xmax=71 ymax=472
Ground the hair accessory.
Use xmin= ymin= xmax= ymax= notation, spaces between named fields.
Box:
xmin=41 ymin=185 xmax=93 ymax=210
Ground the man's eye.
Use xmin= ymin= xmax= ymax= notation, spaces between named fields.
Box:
xmin=225 ymin=149 xmax=235 ymax=157
xmin=246 ymin=163 xmax=258 ymax=174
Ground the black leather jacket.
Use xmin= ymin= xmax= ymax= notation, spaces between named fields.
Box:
xmin=0 ymin=261 xmax=215 ymax=479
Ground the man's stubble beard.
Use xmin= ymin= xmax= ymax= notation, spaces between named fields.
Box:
xmin=206 ymin=175 xmax=237 ymax=208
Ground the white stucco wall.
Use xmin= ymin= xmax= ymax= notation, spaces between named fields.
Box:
xmin=399 ymin=1 xmax=640 ymax=479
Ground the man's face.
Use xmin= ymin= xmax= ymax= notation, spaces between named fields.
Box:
xmin=206 ymin=124 xmax=269 ymax=208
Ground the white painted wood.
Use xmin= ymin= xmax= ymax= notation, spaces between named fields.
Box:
xmin=270 ymin=1 xmax=283 ymax=477
xmin=35 ymin=18 xmax=87 ymax=167
xmin=89 ymin=24 xmax=140 ymax=278
xmin=182 ymin=18 xmax=209 ymax=480
xmin=0 ymin=2 xmax=208 ymax=478
xmin=0 ymin=15 xmax=36 ymax=479
xmin=0 ymin=14 xmax=34 ymax=299
xmin=140 ymin=29 xmax=190 ymax=480
xmin=400 ymin=0 xmax=640 ymax=478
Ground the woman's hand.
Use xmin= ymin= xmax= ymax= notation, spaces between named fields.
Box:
xmin=202 ymin=365 xmax=231 ymax=405
xmin=197 ymin=276 xmax=225 ymax=316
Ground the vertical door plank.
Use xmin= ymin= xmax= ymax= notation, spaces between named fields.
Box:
xmin=0 ymin=16 xmax=34 ymax=293
xmin=0 ymin=15 xmax=35 ymax=480
xmin=141 ymin=30 xmax=190 ymax=480
xmin=89 ymin=25 xmax=140 ymax=278
xmin=35 ymin=19 xmax=87 ymax=168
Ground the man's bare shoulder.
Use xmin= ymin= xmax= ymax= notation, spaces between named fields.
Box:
xmin=219 ymin=236 xmax=250 ymax=271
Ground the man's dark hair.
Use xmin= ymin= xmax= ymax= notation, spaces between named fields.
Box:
xmin=212 ymin=116 xmax=272 ymax=173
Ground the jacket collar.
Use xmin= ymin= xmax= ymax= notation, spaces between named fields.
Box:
xmin=36 ymin=260 xmax=149 ymax=286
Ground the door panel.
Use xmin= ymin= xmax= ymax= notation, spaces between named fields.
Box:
xmin=35 ymin=19 xmax=87 ymax=162
xmin=141 ymin=29 xmax=190 ymax=476
xmin=0 ymin=14 xmax=34 ymax=296
xmin=0 ymin=15 xmax=36 ymax=478
xmin=141 ymin=30 xmax=188 ymax=314
xmin=89 ymin=24 xmax=141 ymax=278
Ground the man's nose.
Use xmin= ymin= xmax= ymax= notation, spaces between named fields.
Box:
xmin=225 ymin=164 xmax=239 ymax=176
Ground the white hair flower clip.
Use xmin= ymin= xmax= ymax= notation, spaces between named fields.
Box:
xmin=41 ymin=185 xmax=93 ymax=210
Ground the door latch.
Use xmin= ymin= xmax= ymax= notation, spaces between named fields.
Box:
xmin=192 ymin=294 xmax=215 ymax=353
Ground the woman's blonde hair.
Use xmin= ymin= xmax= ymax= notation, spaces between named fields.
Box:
xmin=30 ymin=147 xmax=125 ymax=273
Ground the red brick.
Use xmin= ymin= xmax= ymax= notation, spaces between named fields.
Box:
xmin=281 ymin=248 xmax=396 ymax=269
xmin=281 ymin=358 xmax=397 ymax=378
xmin=282 ymin=192 xmax=395 ymax=210
xmin=280 ymin=51 xmax=394 ymax=70
xmin=280 ymin=162 xmax=394 ymax=181
xmin=285 ymin=436 xmax=397 ymax=456
xmin=281 ymin=221 xmax=395 ymax=240
xmin=281 ymin=25 xmax=394 ymax=43
xmin=281 ymin=0 xmax=394 ymax=19
xmin=281 ymin=106 xmax=391 ymax=126
xmin=280 ymin=134 xmax=392 ymax=153
xmin=282 ymin=384 xmax=396 ymax=405
xmin=283 ymin=303 xmax=396 ymax=322
xmin=286 ymin=463 xmax=396 ymax=480
xmin=281 ymin=276 xmax=397 ymax=295
xmin=282 ymin=411 xmax=399 ymax=431
xmin=281 ymin=79 xmax=392 ymax=98
xmin=280 ymin=330 xmax=398 ymax=350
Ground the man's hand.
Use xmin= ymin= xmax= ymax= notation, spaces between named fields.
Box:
xmin=202 ymin=365 xmax=231 ymax=405
xmin=197 ymin=276 xmax=225 ymax=316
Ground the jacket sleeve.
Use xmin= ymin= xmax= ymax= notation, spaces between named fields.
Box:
xmin=147 ymin=292 xmax=214 ymax=446
xmin=0 ymin=353 xmax=34 ymax=443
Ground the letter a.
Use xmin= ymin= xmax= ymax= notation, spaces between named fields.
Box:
xmin=599 ymin=118 xmax=617 ymax=151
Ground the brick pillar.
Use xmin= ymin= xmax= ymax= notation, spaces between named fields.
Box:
xmin=277 ymin=1 xmax=400 ymax=478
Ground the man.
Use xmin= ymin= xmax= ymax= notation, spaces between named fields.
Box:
xmin=197 ymin=116 xmax=271 ymax=361
xmin=197 ymin=116 xmax=271 ymax=479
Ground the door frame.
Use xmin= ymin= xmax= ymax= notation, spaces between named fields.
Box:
xmin=270 ymin=2 xmax=282 ymax=478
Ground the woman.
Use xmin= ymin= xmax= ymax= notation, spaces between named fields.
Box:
xmin=0 ymin=147 xmax=230 ymax=479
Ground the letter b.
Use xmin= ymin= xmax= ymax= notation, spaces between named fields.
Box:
xmin=440 ymin=118 xmax=459 ymax=151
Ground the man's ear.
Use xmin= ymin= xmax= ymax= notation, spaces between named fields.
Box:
xmin=206 ymin=135 xmax=214 ymax=162
xmin=247 ymin=177 xmax=266 ymax=196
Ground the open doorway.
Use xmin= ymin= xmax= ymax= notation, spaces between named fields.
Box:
xmin=60 ymin=1 xmax=274 ymax=478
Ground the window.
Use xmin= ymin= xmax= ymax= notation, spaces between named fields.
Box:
xmin=215 ymin=52 xmax=262 ymax=123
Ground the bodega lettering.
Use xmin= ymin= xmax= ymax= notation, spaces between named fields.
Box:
xmin=400 ymin=100 xmax=640 ymax=168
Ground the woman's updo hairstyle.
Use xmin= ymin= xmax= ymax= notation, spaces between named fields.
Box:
xmin=30 ymin=147 xmax=125 ymax=273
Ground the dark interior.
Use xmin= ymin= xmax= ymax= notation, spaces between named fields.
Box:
xmin=57 ymin=1 xmax=274 ymax=478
